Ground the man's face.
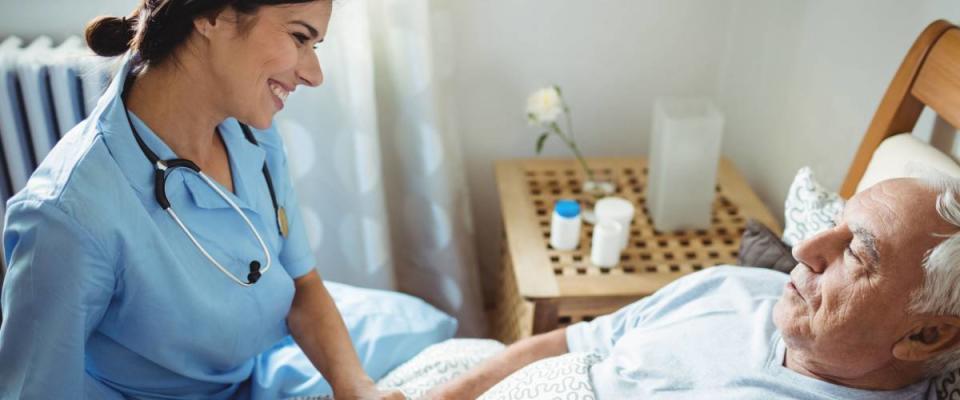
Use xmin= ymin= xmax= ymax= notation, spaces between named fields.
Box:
xmin=773 ymin=178 xmax=955 ymax=378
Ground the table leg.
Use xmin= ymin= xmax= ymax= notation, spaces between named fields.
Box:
xmin=531 ymin=300 xmax=559 ymax=334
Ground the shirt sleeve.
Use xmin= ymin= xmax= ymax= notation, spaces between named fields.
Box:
xmin=565 ymin=267 xmax=736 ymax=355
xmin=274 ymin=142 xmax=316 ymax=279
xmin=565 ymin=295 xmax=654 ymax=356
xmin=0 ymin=200 xmax=116 ymax=399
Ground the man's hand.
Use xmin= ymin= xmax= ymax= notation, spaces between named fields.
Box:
xmin=333 ymin=378 xmax=405 ymax=400
xmin=378 ymin=390 xmax=406 ymax=400
xmin=423 ymin=386 xmax=458 ymax=400
xmin=426 ymin=329 xmax=569 ymax=399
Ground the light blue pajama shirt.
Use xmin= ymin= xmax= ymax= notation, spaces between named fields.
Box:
xmin=566 ymin=267 xmax=931 ymax=399
xmin=0 ymin=54 xmax=328 ymax=399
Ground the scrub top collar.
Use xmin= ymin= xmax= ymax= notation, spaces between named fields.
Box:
xmin=95 ymin=52 xmax=268 ymax=213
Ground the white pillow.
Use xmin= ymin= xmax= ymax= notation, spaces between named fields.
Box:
xmin=857 ymin=133 xmax=960 ymax=193
xmin=782 ymin=167 xmax=844 ymax=246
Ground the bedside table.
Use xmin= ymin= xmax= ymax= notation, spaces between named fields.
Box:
xmin=488 ymin=157 xmax=780 ymax=344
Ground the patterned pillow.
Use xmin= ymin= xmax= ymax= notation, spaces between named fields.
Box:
xmin=931 ymin=370 xmax=960 ymax=400
xmin=287 ymin=339 xmax=504 ymax=400
xmin=378 ymin=339 xmax=505 ymax=399
xmin=782 ymin=167 xmax=844 ymax=246
xmin=478 ymin=351 xmax=602 ymax=399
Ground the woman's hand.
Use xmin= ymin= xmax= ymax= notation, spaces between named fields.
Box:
xmin=287 ymin=271 xmax=406 ymax=400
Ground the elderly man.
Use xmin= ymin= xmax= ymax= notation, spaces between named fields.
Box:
xmin=432 ymin=177 xmax=960 ymax=399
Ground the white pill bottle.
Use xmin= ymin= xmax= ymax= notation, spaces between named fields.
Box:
xmin=549 ymin=199 xmax=582 ymax=250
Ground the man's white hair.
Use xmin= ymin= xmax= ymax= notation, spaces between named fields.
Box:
xmin=909 ymin=167 xmax=960 ymax=375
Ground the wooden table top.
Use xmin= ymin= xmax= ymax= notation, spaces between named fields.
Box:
xmin=495 ymin=157 xmax=780 ymax=300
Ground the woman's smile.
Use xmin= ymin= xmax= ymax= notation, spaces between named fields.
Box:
xmin=268 ymin=79 xmax=292 ymax=110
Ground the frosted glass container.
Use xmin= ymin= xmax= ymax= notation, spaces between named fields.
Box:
xmin=647 ymin=97 xmax=724 ymax=231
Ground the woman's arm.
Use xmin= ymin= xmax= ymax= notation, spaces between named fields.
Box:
xmin=286 ymin=270 xmax=403 ymax=400
xmin=0 ymin=201 xmax=117 ymax=398
xmin=428 ymin=328 xmax=570 ymax=399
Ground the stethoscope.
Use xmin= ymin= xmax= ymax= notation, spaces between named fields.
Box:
xmin=121 ymin=75 xmax=289 ymax=287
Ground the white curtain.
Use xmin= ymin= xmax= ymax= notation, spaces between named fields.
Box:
xmin=274 ymin=0 xmax=485 ymax=336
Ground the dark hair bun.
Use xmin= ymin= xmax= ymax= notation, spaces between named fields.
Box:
xmin=84 ymin=15 xmax=135 ymax=57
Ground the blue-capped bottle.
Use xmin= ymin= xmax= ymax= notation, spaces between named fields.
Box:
xmin=549 ymin=199 xmax=582 ymax=250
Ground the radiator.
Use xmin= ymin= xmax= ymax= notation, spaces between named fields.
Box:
xmin=0 ymin=35 xmax=112 ymax=215
xmin=0 ymin=36 xmax=111 ymax=318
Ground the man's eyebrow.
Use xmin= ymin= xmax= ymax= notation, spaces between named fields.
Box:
xmin=851 ymin=225 xmax=881 ymax=264
xmin=291 ymin=20 xmax=320 ymax=41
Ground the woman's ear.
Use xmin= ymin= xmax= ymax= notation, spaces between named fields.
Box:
xmin=193 ymin=15 xmax=215 ymax=39
xmin=893 ymin=317 xmax=960 ymax=362
xmin=193 ymin=8 xmax=233 ymax=39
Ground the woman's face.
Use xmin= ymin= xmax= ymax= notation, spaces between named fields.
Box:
xmin=201 ymin=1 xmax=331 ymax=129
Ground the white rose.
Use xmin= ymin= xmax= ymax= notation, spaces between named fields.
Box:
xmin=526 ymin=86 xmax=563 ymax=125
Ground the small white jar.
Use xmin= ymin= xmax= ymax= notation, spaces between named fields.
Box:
xmin=595 ymin=197 xmax=635 ymax=250
xmin=591 ymin=220 xmax=623 ymax=267
xmin=549 ymin=200 xmax=582 ymax=251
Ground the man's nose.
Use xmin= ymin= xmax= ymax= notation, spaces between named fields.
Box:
xmin=792 ymin=228 xmax=845 ymax=274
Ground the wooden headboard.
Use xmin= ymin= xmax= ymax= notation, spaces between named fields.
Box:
xmin=840 ymin=20 xmax=960 ymax=198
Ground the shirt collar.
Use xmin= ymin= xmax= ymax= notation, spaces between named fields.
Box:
xmin=96 ymin=53 xmax=268 ymax=212
xmin=191 ymin=119 xmax=268 ymax=211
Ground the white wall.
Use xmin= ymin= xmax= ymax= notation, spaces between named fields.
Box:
xmin=0 ymin=0 xmax=131 ymax=40
xmin=446 ymin=0 xmax=738 ymax=295
xmin=716 ymin=0 xmax=960 ymax=217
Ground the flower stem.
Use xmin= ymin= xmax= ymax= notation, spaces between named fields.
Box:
xmin=558 ymin=92 xmax=576 ymax=144
xmin=550 ymin=123 xmax=595 ymax=182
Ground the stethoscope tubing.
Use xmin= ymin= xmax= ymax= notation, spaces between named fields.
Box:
xmin=160 ymin=163 xmax=273 ymax=287
xmin=122 ymin=72 xmax=276 ymax=287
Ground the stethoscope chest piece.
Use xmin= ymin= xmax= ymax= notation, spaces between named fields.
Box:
xmin=278 ymin=207 xmax=289 ymax=238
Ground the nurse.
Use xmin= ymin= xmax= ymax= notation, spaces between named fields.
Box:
xmin=0 ymin=1 xmax=403 ymax=399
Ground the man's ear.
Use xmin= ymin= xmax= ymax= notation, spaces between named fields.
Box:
xmin=893 ymin=317 xmax=960 ymax=362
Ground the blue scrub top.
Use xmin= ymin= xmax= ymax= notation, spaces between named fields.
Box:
xmin=0 ymin=55 xmax=317 ymax=399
